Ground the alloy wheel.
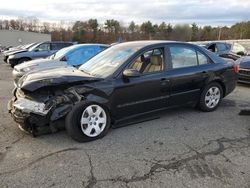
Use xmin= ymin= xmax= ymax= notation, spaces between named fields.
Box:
xmin=80 ymin=105 xmax=107 ymax=137
xmin=205 ymin=86 xmax=221 ymax=109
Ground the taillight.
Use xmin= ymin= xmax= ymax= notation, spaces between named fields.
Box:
xmin=233 ymin=63 xmax=238 ymax=73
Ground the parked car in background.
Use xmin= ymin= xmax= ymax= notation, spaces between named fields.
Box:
xmin=6 ymin=41 xmax=74 ymax=67
xmin=236 ymin=56 xmax=250 ymax=84
xmin=8 ymin=41 xmax=238 ymax=142
xmin=12 ymin=44 xmax=109 ymax=84
xmin=3 ymin=43 xmax=37 ymax=63
xmin=197 ymin=41 xmax=249 ymax=61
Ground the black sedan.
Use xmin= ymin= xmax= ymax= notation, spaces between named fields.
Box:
xmin=237 ymin=56 xmax=250 ymax=84
xmin=8 ymin=41 xmax=238 ymax=142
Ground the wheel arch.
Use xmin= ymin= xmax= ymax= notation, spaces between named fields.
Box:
xmin=19 ymin=57 xmax=32 ymax=60
xmin=207 ymin=79 xmax=226 ymax=97
xmin=17 ymin=57 xmax=32 ymax=64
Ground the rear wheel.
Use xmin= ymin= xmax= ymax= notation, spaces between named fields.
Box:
xmin=65 ymin=102 xmax=111 ymax=142
xmin=199 ymin=82 xmax=223 ymax=112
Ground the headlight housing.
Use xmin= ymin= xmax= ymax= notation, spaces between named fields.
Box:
xmin=13 ymin=98 xmax=50 ymax=115
xmin=20 ymin=65 xmax=37 ymax=72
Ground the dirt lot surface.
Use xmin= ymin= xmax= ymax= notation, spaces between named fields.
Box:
xmin=0 ymin=58 xmax=250 ymax=188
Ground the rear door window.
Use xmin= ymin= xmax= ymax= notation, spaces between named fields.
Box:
xmin=170 ymin=46 xmax=198 ymax=68
xmin=169 ymin=46 xmax=210 ymax=68
xmin=51 ymin=43 xmax=61 ymax=50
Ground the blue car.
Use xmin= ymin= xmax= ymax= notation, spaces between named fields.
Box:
xmin=12 ymin=44 xmax=109 ymax=83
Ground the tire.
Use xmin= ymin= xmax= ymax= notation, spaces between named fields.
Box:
xmin=17 ymin=58 xmax=31 ymax=65
xmin=65 ymin=102 xmax=111 ymax=142
xmin=199 ymin=82 xmax=223 ymax=112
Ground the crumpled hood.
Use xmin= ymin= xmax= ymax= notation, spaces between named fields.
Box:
xmin=15 ymin=58 xmax=67 ymax=72
xmin=19 ymin=67 xmax=101 ymax=92
xmin=238 ymin=56 xmax=250 ymax=69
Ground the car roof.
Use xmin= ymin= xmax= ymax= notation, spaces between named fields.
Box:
xmin=113 ymin=40 xmax=194 ymax=49
xmin=64 ymin=43 xmax=109 ymax=51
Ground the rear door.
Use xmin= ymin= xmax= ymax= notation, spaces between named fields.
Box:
xmin=166 ymin=44 xmax=211 ymax=106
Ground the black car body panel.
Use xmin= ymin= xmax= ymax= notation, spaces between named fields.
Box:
xmin=8 ymin=41 xmax=237 ymax=135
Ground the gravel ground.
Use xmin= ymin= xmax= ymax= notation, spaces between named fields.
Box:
xmin=0 ymin=58 xmax=250 ymax=188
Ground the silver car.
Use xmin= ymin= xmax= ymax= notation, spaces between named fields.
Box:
xmin=7 ymin=41 xmax=74 ymax=67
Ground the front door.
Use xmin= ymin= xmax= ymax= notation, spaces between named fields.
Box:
xmin=112 ymin=47 xmax=171 ymax=121
xmin=32 ymin=43 xmax=52 ymax=59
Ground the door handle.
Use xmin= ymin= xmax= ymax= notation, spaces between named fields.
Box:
xmin=201 ymin=71 xmax=208 ymax=78
xmin=160 ymin=78 xmax=170 ymax=85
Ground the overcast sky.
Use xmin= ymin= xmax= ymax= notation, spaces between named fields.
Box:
xmin=0 ymin=0 xmax=250 ymax=26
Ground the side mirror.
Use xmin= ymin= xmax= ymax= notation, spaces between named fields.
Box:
xmin=123 ymin=69 xmax=141 ymax=78
xmin=34 ymin=49 xmax=39 ymax=52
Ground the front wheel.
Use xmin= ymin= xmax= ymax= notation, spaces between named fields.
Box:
xmin=199 ymin=83 xmax=223 ymax=112
xmin=65 ymin=102 xmax=111 ymax=142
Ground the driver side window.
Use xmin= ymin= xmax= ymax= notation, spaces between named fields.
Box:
xmin=129 ymin=48 xmax=164 ymax=74
xmin=35 ymin=43 xmax=50 ymax=52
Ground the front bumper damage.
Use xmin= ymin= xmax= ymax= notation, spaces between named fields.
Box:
xmin=8 ymin=87 xmax=84 ymax=136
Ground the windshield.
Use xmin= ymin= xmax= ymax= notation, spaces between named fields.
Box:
xmin=53 ymin=47 xmax=71 ymax=59
xmin=24 ymin=43 xmax=37 ymax=49
xmin=79 ymin=45 xmax=140 ymax=78
xmin=52 ymin=45 xmax=82 ymax=60
xmin=29 ymin=43 xmax=41 ymax=51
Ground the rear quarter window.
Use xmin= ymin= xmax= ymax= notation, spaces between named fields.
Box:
xmin=197 ymin=51 xmax=210 ymax=65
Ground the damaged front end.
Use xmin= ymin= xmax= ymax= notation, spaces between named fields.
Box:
xmin=8 ymin=86 xmax=91 ymax=136
xmin=8 ymin=66 xmax=101 ymax=136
